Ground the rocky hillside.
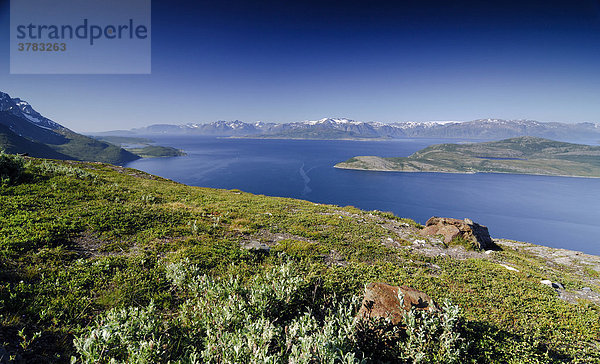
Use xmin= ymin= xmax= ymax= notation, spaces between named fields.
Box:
xmin=1 ymin=154 xmax=599 ymax=362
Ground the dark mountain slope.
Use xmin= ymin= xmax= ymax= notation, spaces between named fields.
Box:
xmin=0 ymin=122 xmax=70 ymax=159
xmin=0 ymin=92 xmax=139 ymax=165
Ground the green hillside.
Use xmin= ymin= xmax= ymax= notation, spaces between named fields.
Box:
xmin=1 ymin=153 xmax=599 ymax=362
xmin=335 ymin=136 xmax=600 ymax=177
xmin=52 ymin=129 xmax=140 ymax=165
xmin=91 ymin=136 xmax=186 ymax=158
xmin=0 ymin=123 xmax=70 ymax=160
xmin=125 ymin=145 xmax=186 ymax=158
xmin=0 ymin=112 xmax=139 ymax=165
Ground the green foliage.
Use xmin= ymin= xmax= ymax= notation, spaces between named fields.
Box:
xmin=73 ymin=301 xmax=167 ymax=363
xmin=399 ymin=301 xmax=465 ymax=363
xmin=448 ymin=235 xmax=478 ymax=251
xmin=75 ymin=260 xmax=466 ymax=363
xmin=272 ymin=239 xmax=328 ymax=260
xmin=0 ymin=151 xmax=26 ymax=185
xmin=354 ymin=303 xmax=467 ymax=363
xmin=76 ymin=260 xmax=364 ymax=363
xmin=2 ymin=157 xmax=600 ymax=363
xmin=34 ymin=160 xmax=97 ymax=180
xmin=583 ymin=266 xmax=600 ymax=278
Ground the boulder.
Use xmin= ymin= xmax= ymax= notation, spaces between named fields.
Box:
xmin=356 ymin=282 xmax=439 ymax=325
xmin=420 ymin=216 xmax=497 ymax=250
xmin=541 ymin=280 xmax=564 ymax=290
xmin=241 ymin=241 xmax=271 ymax=252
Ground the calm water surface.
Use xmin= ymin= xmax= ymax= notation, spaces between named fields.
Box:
xmin=126 ymin=136 xmax=600 ymax=255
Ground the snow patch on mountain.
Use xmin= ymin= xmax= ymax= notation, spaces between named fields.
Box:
xmin=304 ymin=118 xmax=361 ymax=125
xmin=0 ymin=92 xmax=62 ymax=130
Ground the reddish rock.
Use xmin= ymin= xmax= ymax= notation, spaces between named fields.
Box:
xmin=356 ymin=282 xmax=439 ymax=324
xmin=420 ymin=216 xmax=497 ymax=250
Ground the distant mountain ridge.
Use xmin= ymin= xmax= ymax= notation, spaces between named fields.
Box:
xmin=0 ymin=91 xmax=138 ymax=164
xmin=99 ymin=117 xmax=600 ymax=142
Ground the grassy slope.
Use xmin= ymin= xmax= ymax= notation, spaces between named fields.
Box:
xmin=0 ymin=157 xmax=599 ymax=362
xmin=336 ymin=137 xmax=600 ymax=177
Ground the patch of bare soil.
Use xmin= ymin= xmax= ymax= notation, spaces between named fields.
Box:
xmin=240 ymin=229 xmax=347 ymax=266
xmin=72 ymin=231 xmax=145 ymax=257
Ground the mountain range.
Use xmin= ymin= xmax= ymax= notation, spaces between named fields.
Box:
xmin=0 ymin=91 xmax=138 ymax=165
xmin=99 ymin=117 xmax=600 ymax=142
xmin=3 ymin=89 xmax=599 ymax=164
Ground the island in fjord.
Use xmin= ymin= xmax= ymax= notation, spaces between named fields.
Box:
xmin=335 ymin=136 xmax=600 ymax=178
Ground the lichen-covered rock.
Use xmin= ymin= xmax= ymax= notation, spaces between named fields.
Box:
xmin=241 ymin=241 xmax=271 ymax=252
xmin=356 ymin=282 xmax=439 ymax=324
xmin=420 ymin=216 xmax=498 ymax=250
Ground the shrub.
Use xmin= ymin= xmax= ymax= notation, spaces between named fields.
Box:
xmin=398 ymin=300 xmax=466 ymax=363
xmin=0 ymin=151 xmax=26 ymax=185
xmin=73 ymin=301 xmax=168 ymax=363
xmin=283 ymin=299 xmax=362 ymax=363
xmin=74 ymin=260 xmax=467 ymax=363
xmin=35 ymin=160 xmax=96 ymax=180
xmin=355 ymin=300 xmax=467 ymax=363
xmin=272 ymin=239 xmax=328 ymax=260
xmin=448 ymin=235 xmax=478 ymax=251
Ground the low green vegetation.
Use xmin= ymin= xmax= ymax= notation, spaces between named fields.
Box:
xmin=0 ymin=153 xmax=599 ymax=362
xmin=73 ymin=260 xmax=465 ymax=363
xmin=335 ymin=136 xmax=600 ymax=177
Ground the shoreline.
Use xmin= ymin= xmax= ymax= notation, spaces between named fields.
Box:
xmin=224 ymin=136 xmax=393 ymax=141
xmin=333 ymin=164 xmax=600 ymax=179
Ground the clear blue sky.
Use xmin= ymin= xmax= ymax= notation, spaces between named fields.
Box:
xmin=1 ymin=0 xmax=600 ymax=132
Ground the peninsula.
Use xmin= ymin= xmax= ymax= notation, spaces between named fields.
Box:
xmin=335 ymin=136 xmax=600 ymax=178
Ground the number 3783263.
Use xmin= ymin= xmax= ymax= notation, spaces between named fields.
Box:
xmin=18 ymin=43 xmax=67 ymax=51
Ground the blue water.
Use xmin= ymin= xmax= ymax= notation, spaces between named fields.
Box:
xmin=126 ymin=136 xmax=600 ymax=255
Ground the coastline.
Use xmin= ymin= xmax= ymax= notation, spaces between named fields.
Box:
xmin=333 ymin=164 xmax=600 ymax=179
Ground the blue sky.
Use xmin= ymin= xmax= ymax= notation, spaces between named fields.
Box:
xmin=1 ymin=0 xmax=600 ymax=132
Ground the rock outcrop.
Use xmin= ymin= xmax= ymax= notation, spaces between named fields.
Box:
xmin=356 ymin=282 xmax=439 ymax=324
xmin=420 ymin=216 xmax=498 ymax=250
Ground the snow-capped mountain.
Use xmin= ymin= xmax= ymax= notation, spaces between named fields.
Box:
xmin=0 ymin=91 xmax=138 ymax=164
xmin=0 ymin=92 xmax=62 ymax=130
xmin=303 ymin=117 xmax=363 ymax=125
xmin=114 ymin=117 xmax=600 ymax=142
